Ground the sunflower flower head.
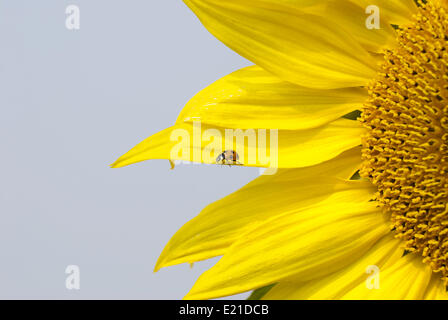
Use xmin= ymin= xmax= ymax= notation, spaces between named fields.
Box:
xmin=361 ymin=0 xmax=448 ymax=282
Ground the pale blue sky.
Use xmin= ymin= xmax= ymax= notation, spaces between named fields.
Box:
xmin=0 ymin=0 xmax=256 ymax=299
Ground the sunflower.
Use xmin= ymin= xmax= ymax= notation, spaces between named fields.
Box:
xmin=112 ymin=0 xmax=448 ymax=299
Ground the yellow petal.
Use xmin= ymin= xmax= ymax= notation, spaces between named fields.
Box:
xmin=263 ymin=233 xmax=403 ymax=299
xmin=341 ymin=253 xmax=432 ymax=299
xmin=111 ymin=119 xmax=363 ymax=169
xmin=184 ymin=0 xmax=377 ymax=89
xmin=155 ymin=147 xmax=364 ymax=271
xmin=177 ymin=66 xmax=367 ymax=130
xmin=302 ymin=1 xmax=397 ymax=53
xmin=184 ymin=194 xmax=389 ymax=300
xmin=350 ymin=0 xmax=417 ymax=25
xmin=423 ymin=275 xmax=448 ymax=300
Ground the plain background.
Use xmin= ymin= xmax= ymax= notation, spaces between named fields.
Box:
xmin=0 ymin=0 xmax=257 ymax=299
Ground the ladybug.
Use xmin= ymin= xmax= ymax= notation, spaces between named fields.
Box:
xmin=216 ymin=150 xmax=240 ymax=165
